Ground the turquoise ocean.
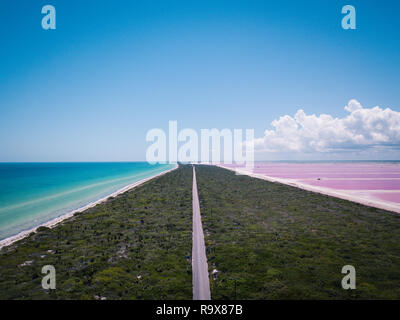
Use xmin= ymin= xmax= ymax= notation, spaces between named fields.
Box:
xmin=0 ymin=162 xmax=175 ymax=241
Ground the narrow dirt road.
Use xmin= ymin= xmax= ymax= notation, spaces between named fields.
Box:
xmin=192 ymin=166 xmax=211 ymax=300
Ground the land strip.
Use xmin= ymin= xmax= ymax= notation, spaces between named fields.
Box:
xmin=0 ymin=165 xmax=193 ymax=299
xmin=196 ymin=165 xmax=400 ymax=299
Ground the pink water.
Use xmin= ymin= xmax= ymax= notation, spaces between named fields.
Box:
xmin=370 ymin=193 xmax=400 ymax=204
xmin=223 ymin=162 xmax=400 ymax=211
xmin=299 ymin=179 xmax=400 ymax=190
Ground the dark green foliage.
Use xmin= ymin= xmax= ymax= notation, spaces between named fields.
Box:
xmin=0 ymin=165 xmax=193 ymax=300
xmin=196 ymin=165 xmax=400 ymax=299
xmin=2 ymin=164 xmax=399 ymax=300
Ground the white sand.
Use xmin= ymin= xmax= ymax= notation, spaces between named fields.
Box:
xmin=0 ymin=164 xmax=178 ymax=249
xmin=217 ymin=165 xmax=400 ymax=215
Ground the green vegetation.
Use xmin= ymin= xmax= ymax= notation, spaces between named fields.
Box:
xmin=1 ymin=164 xmax=400 ymax=300
xmin=0 ymin=165 xmax=193 ymax=299
xmin=195 ymin=165 xmax=400 ymax=299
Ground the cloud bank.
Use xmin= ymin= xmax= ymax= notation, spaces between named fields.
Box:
xmin=254 ymin=100 xmax=400 ymax=153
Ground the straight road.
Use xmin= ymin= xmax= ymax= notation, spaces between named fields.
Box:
xmin=192 ymin=166 xmax=211 ymax=300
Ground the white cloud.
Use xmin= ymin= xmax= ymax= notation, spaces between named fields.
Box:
xmin=253 ymin=100 xmax=400 ymax=153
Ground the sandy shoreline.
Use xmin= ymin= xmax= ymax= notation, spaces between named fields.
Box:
xmin=0 ymin=164 xmax=178 ymax=249
xmin=217 ymin=164 xmax=400 ymax=215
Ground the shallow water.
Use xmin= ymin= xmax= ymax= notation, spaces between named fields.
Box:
xmin=0 ymin=162 xmax=174 ymax=240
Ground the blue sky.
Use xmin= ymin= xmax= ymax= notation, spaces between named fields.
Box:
xmin=0 ymin=0 xmax=399 ymax=161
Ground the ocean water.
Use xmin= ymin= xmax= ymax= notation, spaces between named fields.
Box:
xmin=0 ymin=162 xmax=175 ymax=240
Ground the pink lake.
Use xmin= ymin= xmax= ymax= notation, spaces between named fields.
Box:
xmin=222 ymin=162 xmax=400 ymax=213
xmin=370 ymin=193 xmax=400 ymax=204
